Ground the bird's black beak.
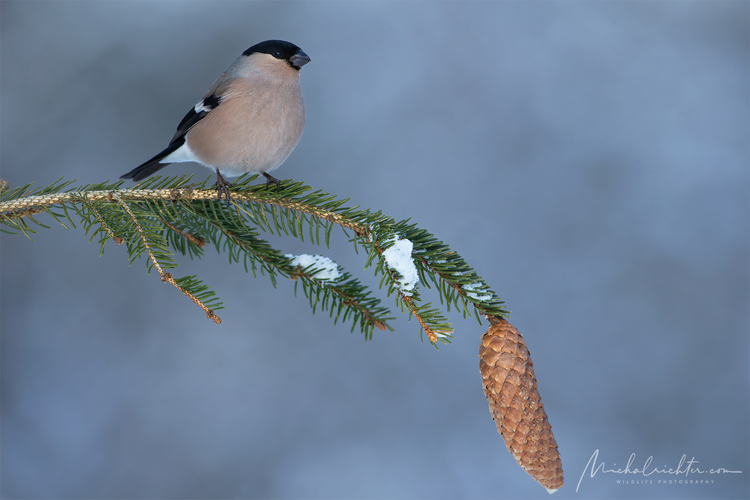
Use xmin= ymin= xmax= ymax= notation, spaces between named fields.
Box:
xmin=290 ymin=49 xmax=311 ymax=69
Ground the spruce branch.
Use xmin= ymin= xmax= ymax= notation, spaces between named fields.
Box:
xmin=0 ymin=175 xmax=564 ymax=492
xmin=0 ymin=174 xmax=509 ymax=339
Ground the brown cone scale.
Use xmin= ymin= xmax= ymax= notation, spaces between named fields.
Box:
xmin=479 ymin=318 xmax=564 ymax=493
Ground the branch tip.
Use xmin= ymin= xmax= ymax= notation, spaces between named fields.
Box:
xmin=206 ymin=310 xmax=222 ymax=324
xmin=485 ymin=314 xmax=504 ymax=325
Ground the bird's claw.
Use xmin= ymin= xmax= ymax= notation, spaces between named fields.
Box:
xmin=215 ymin=170 xmax=233 ymax=202
xmin=263 ymin=172 xmax=281 ymax=192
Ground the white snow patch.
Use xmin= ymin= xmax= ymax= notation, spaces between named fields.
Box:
xmin=546 ymin=488 xmax=559 ymax=494
xmin=463 ymin=282 xmax=492 ymax=302
xmin=382 ymin=236 xmax=419 ymax=295
xmin=286 ymin=254 xmax=340 ymax=281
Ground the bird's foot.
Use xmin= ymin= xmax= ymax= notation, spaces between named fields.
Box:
xmin=263 ymin=172 xmax=281 ymax=192
xmin=215 ymin=169 xmax=233 ymax=202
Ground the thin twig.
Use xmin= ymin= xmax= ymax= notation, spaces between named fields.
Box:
xmin=108 ymin=193 xmax=165 ymax=276
xmin=300 ymin=273 xmax=388 ymax=331
xmin=203 ymin=216 xmax=275 ymax=264
xmin=400 ymin=296 xmax=455 ymax=343
xmin=158 ymin=216 xmax=206 ymax=247
xmin=372 ymin=237 xmax=449 ymax=342
xmin=80 ymin=196 xmax=123 ymax=244
xmin=161 ymin=272 xmax=222 ymax=324
xmin=109 ymin=192 xmax=221 ymax=324
xmin=402 ymin=296 xmax=438 ymax=342
xmin=416 ymin=255 xmax=496 ymax=316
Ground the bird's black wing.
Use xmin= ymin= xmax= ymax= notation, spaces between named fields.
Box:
xmin=170 ymin=93 xmax=222 ymax=143
xmin=121 ymin=93 xmax=224 ymax=181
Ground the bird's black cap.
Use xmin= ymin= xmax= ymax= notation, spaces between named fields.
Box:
xmin=243 ymin=40 xmax=310 ymax=69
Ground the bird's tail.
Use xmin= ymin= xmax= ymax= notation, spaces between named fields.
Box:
xmin=120 ymin=138 xmax=185 ymax=182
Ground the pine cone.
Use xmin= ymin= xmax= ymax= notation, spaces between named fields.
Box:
xmin=479 ymin=318 xmax=563 ymax=493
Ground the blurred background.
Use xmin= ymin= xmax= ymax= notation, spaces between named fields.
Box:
xmin=1 ymin=1 xmax=748 ymax=499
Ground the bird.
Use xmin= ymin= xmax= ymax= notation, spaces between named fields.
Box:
xmin=120 ymin=40 xmax=310 ymax=201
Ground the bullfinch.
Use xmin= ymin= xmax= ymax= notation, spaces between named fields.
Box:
xmin=121 ymin=40 xmax=310 ymax=200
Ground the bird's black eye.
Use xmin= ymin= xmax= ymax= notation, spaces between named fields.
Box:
xmin=273 ymin=50 xmax=284 ymax=59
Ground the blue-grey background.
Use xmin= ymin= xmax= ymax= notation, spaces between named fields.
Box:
xmin=1 ymin=1 xmax=748 ymax=499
